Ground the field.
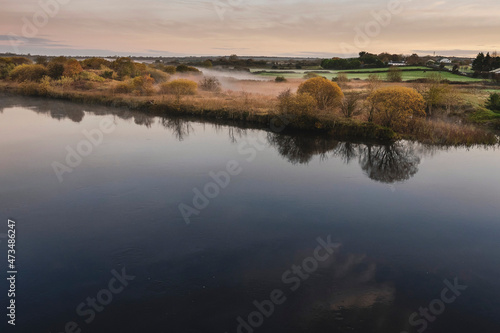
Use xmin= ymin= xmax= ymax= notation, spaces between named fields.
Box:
xmin=251 ymin=67 xmax=485 ymax=82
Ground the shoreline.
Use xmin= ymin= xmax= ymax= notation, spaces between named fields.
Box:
xmin=0 ymin=82 xmax=498 ymax=146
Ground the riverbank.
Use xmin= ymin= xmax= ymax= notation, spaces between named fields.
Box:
xmin=0 ymin=81 xmax=498 ymax=146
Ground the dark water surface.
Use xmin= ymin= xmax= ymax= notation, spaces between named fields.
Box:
xmin=0 ymin=95 xmax=499 ymax=333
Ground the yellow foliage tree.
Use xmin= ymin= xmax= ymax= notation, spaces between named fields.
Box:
xmin=297 ymin=77 xmax=344 ymax=109
xmin=368 ymin=87 xmax=426 ymax=131
xmin=277 ymin=89 xmax=318 ymax=116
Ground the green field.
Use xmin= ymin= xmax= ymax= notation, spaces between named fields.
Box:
xmin=252 ymin=67 xmax=485 ymax=82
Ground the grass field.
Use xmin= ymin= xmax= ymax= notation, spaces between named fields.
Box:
xmin=252 ymin=67 xmax=485 ymax=82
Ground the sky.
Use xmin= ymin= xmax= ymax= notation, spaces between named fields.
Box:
xmin=0 ymin=0 xmax=499 ymax=58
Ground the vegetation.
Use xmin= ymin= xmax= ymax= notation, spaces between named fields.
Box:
xmin=297 ymin=77 xmax=344 ymax=110
xmin=0 ymin=54 xmax=498 ymax=146
xmin=486 ymin=93 xmax=500 ymax=112
xmin=387 ymin=67 xmax=403 ymax=82
xmin=368 ymin=87 xmax=426 ymax=132
xmin=200 ymin=76 xmax=221 ymax=92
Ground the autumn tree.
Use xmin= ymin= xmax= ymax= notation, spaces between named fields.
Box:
xmin=47 ymin=62 xmax=65 ymax=79
xmin=63 ymin=59 xmax=83 ymax=77
xmin=277 ymin=89 xmax=318 ymax=116
xmin=340 ymin=92 xmax=362 ymax=118
xmin=368 ymin=87 xmax=426 ymax=131
xmin=297 ymin=77 xmax=344 ymax=110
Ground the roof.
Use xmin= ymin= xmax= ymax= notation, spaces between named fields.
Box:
xmin=491 ymin=68 xmax=500 ymax=74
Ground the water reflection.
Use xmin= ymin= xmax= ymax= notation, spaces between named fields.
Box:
xmin=0 ymin=94 xmax=438 ymax=184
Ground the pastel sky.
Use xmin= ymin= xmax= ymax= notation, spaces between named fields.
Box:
xmin=0 ymin=0 xmax=499 ymax=57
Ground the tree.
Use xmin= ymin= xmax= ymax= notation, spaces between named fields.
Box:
xmin=297 ymin=77 xmax=344 ymax=110
xmin=486 ymin=93 xmax=500 ymax=112
xmin=200 ymin=76 xmax=222 ymax=91
xmin=63 ymin=59 xmax=83 ymax=77
xmin=387 ymin=67 xmax=402 ymax=82
xmin=131 ymin=74 xmax=155 ymax=95
xmin=368 ymin=87 xmax=426 ymax=131
xmin=277 ymin=89 xmax=317 ymax=116
xmin=201 ymin=60 xmax=213 ymax=68
xmin=35 ymin=56 xmax=48 ymax=66
xmin=340 ymin=92 xmax=362 ymax=118
xmin=423 ymin=73 xmax=449 ymax=116
xmin=472 ymin=52 xmax=485 ymax=72
xmin=47 ymin=62 xmax=65 ymax=79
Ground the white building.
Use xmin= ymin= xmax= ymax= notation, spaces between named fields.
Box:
xmin=490 ymin=68 xmax=500 ymax=74
xmin=439 ymin=58 xmax=452 ymax=64
xmin=388 ymin=61 xmax=407 ymax=66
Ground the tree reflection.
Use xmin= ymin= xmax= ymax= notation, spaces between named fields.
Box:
xmin=160 ymin=117 xmax=193 ymax=141
xmin=268 ymin=132 xmax=424 ymax=183
xmin=267 ymin=133 xmax=340 ymax=164
xmin=358 ymin=142 xmax=421 ymax=183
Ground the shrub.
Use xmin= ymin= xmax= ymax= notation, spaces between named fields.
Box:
xmin=162 ymin=65 xmax=177 ymax=75
xmin=387 ymin=67 xmax=403 ymax=82
xmin=146 ymin=68 xmax=170 ymax=83
xmin=486 ymin=93 xmax=500 ymax=112
xmin=275 ymin=76 xmax=287 ymax=83
xmin=131 ymin=74 xmax=155 ymax=95
xmin=9 ymin=64 xmax=48 ymax=82
xmin=303 ymin=72 xmax=320 ymax=79
xmin=113 ymin=81 xmax=133 ymax=94
xmin=176 ymin=64 xmax=201 ymax=74
xmin=0 ymin=58 xmax=15 ymax=79
xmin=81 ymin=57 xmax=112 ymax=69
xmin=79 ymin=71 xmax=106 ymax=82
xmin=277 ymin=89 xmax=317 ymax=116
xmin=63 ymin=59 xmax=83 ymax=77
xmin=47 ymin=62 xmax=65 ymax=79
xmin=200 ymin=76 xmax=222 ymax=92
xmin=297 ymin=77 xmax=344 ymax=109
xmin=160 ymin=79 xmax=198 ymax=101
xmin=368 ymin=86 xmax=426 ymax=132
xmin=72 ymin=80 xmax=96 ymax=90
xmin=113 ymin=57 xmax=137 ymax=78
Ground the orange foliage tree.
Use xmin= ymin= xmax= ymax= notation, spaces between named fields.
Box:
xmin=63 ymin=59 xmax=83 ymax=77
xmin=297 ymin=77 xmax=344 ymax=109
xmin=368 ymin=87 xmax=426 ymax=131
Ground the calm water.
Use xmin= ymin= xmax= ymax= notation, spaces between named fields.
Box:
xmin=0 ymin=94 xmax=499 ymax=333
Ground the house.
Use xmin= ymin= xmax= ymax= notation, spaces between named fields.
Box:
xmin=490 ymin=68 xmax=500 ymax=74
xmin=439 ymin=58 xmax=452 ymax=64
xmin=388 ymin=61 xmax=407 ymax=66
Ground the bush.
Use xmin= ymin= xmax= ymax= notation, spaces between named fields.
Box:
xmin=146 ymin=68 xmax=170 ymax=83
xmin=160 ymin=79 xmax=198 ymax=101
xmin=132 ymin=75 xmax=155 ymax=95
xmin=0 ymin=58 xmax=15 ymax=79
xmin=63 ymin=59 xmax=83 ymax=77
xmin=277 ymin=89 xmax=317 ymax=116
xmin=387 ymin=67 xmax=403 ymax=82
xmin=200 ymin=76 xmax=221 ymax=92
xmin=79 ymin=71 xmax=106 ymax=82
xmin=486 ymin=93 xmax=500 ymax=112
xmin=368 ymin=87 xmax=426 ymax=132
xmin=176 ymin=64 xmax=201 ymax=74
xmin=9 ymin=64 xmax=48 ymax=82
xmin=47 ymin=62 xmax=65 ymax=79
xmin=297 ymin=77 xmax=344 ymax=109
xmin=113 ymin=81 xmax=133 ymax=94
xmin=81 ymin=57 xmax=112 ymax=69
xmin=275 ymin=76 xmax=287 ymax=83
xmin=303 ymin=72 xmax=320 ymax=79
